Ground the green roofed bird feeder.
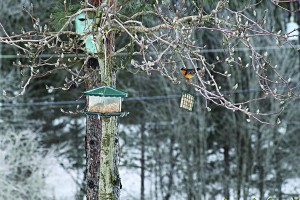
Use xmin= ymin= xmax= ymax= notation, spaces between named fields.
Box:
xmin=83 ymin=86 xmax=128 ymax=117
xmin=180 ymin=91 xmax=195 ymax=111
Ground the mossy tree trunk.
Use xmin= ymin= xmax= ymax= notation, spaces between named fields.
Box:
xmin=86 ymin=0 xmax=120 ymax=199
xmin=86 ymin=115 xmax=102 ymax=199
xmin=99 ymin=117 xmax=116 ymax=199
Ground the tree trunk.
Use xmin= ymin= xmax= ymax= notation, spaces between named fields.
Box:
xmin=99 ymin=117 xmax=117 ymax=199
xmin=85 ymin=72 xmax=120 ymax=200
xmin=141 ymin=122 xmax=145 ymax=200
xmin=164 ymin=135 xmax=175 ymax=200
xmin=236 ymin=130 xmax=243 ymax=200
xmin=275 ymin=170 xmax=283 ymax=200
xmin=273 ymin=132 xmax=283 ymax=200
xmin=85 ymin=0 xmax=121 ymax=199
xmin=86 ymin=115 xmax=102 ymax=199
xmin=257 ymin=131 xmax=264 ymax=200
xmin=243 ymin=133 xmax=252 ymax=200
xmin=224 ymin=144 xmax=230 ymax=200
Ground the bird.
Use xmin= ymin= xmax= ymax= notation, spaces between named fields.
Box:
xmin=181 ymin=67 xmax=202 ymax=79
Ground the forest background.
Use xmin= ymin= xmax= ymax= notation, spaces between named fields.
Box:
xmin=1 ymin=0 xmax=300 ymax=200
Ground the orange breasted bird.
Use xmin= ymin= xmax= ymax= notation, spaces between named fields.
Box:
xmin=181 ymin=67 xmax=202 ymax=79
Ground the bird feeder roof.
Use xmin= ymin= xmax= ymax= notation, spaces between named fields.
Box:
xmin=83 ymin=86 xmax=128 ymax=97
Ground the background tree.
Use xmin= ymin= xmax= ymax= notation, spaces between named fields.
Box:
xmin=0 ymin=128 xmax=51 ymax=200
xmin=118 ymin=1 xmax=300 ymax=200
xmin=0 ymin=0 xmax=87 ymax=199
xmin=1 ymin=0 xmax=297 ymax=122
xmin=1 ymin=0 xmax=300 ymax=200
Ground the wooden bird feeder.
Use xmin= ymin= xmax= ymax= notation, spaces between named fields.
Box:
xmin=83 ymin=86 xmax=128 ymax=116
xmin=179 ymin=91 xmax=195 ymax=111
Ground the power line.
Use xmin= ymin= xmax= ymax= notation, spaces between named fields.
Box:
xmin=0 ymin=54 xmax=84 ymax=59
xmin=0 ymin=100 xmax=85 ymax=107
xmin=0 ymin=96 xmax=179 ymax=108
xmin=0 ymin=88 xmax=265 ymax=108
xmin=0 ymin=44 xmax=299 ymax=59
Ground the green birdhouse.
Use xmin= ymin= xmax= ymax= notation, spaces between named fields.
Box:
xmin=73 ymin=11 xmax=97 ymax=53
xmin=85 ymin=35 xmax=97 ymax=53
xmin=83 ymin=86 xmax=128 ymax=116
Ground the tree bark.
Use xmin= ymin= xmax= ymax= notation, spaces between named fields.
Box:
xmin=99 ymin=117 xmax=116 ymax=199
xmin=257 ymin=131 xmax=264 ymax=200
xmin=243 ymin=133 xmax=252 ymax=200
xmin=164 ymin=135 xmax=175 ymax=200
xmin=224 ymin=144 xmax=230 ymax=200
xmin=85 ymin=0 xmax=121 ymax=199
xmin=141 ymin=122 xmax=145 ymax=200
xmin=236 ymin=130 xmax=243 ymax=200
xmin=86 ymin=115 xmax=102 ymax=199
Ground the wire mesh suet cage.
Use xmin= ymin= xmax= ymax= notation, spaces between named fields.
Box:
xmin=179 ymin=91 xmax=195 ymax=111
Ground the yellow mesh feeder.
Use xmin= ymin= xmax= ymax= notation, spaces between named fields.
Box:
xmin=179 ymin=91 xmax=195 ymax=111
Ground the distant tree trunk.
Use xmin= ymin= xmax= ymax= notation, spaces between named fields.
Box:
xmin=243 ymin=132 xmax=252 ymax=200
xmin=141 ymin=122 xmax=145 ymax=200
xmin=153 ymin=126 xmax=159 ymax=200
xmin=164 ymin=135 xmax=175 ymax=200
xmin=186 ymin=156 xmax=195 ymax=200
xmin=273 ymin=132 xmax=283 ymax=200
xmin=257 ymin=131 xmax=264 ymax=200
xmin=236 ymin=130 xmax=243 ymax=200
xmin=76 ymin=181 xmax=86 ymax=200
xmin=158 ymin=146 xmax=165 ymax=198
xmin=198 ymin=132 xmax=208 ymax=200
xmin=154 ymin=160 xmax=159 ymax=200
xmin=224 ymin=144 xmax=230 ymax=200
xmin=275 ymin=170 xmax=283 ymax=200
xmin=0 ymin=42 xmax=2 ymax=70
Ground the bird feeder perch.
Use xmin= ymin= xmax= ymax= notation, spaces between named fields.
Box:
xmin=73 ymin=10 xmax=97 ymax=53
xmin=179 ymin=91 xmax=195 ymax=111
xmin=83 ymin=86 xmax=128 ymax=116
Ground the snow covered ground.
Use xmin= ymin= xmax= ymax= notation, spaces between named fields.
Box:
xmin=45 ymin=156 xmax=77 ymax=200
xmin=44 ymin=148 xmax=300 ymax=200
xmin=120 ymin=168 xmax=141 ymax=199
xmin=45 ymin=158 xmax=147 ymax=200
xmin=283 ymin=178 xmax=300 ymax=195
xmin=45 ymin=156 xmax=142 ymax=200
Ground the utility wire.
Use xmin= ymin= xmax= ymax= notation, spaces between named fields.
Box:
xmin=0 ymin=88 xmax=265 ymax=108
xmin=0 ymin=43 xmax=297 ymax=107
xmin=0 ymin=100 xmax=85 ymax=107
xmin=0 ymin=96 xmax=179 ymax=108
xmin=0 ymin=44 xmax=299 ymax=59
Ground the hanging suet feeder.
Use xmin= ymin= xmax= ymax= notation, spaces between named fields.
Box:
xmin=179 ymin=91 xmax=195 ymax=111
xmin=83 ymin=86 xmax=128 ymax=117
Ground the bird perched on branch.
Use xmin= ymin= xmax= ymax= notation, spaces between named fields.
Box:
xmin=181 ymin=67 xmax=202 ymax=79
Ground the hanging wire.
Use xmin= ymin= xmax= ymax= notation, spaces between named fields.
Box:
xmin=0 ymin=87 xmax=294 ymax=108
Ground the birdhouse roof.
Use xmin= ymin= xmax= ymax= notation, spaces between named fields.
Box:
xmin=83 ymin=86 xmax=128 ymax=97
